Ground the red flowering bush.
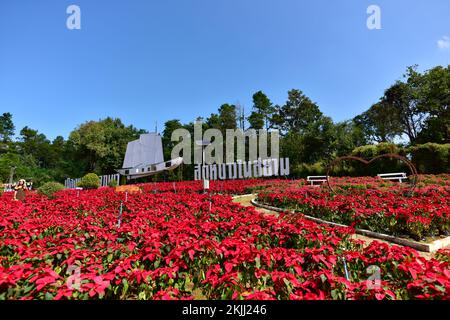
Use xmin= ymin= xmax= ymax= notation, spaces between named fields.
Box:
xmin=0 ymin=180 xmax=449 ymax=300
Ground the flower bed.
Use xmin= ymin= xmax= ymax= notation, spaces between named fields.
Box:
xmin=257 ymin=176 xmax=450 ymax=241
xmin=0 ymin=184 xmax=449 ymax=300
xmin=138 ymin=179 xmax=281 ymax=195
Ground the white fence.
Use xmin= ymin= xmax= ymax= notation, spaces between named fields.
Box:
xmin=65 ymin=174 xmax=120 ymax=189
xmin=3 ymin=183 xmax=14 ymax=192
xmin=3 ymin=182 xmax=34 ymax=192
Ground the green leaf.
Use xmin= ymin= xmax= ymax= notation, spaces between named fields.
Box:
xmin=255 ymin=256 xmax=261 ymax=269
xmin=138 ymin=291 xmax=146 ymax=300
xmin=331 ymin=289 xmax=340 ymax=300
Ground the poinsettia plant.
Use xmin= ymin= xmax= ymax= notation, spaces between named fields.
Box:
xmin=0 ymin=178 xmax=449 ymax=300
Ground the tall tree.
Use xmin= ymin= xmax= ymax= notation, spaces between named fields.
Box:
xmin=353 ymin=102 xmax=402 ymax=143
xmin=276 ymin=89 xmax=323 ymax=134
xmin=383 ymin=75 xmax=425 ymax=144
xmin=415 ymin=65 xmax=450 ymax=143
xmin=247 ymin=112 xmax=264 ymax=130
xmin=0 ymin=112 xmax=15 ymax=142
xmin=19 ymin=126 xmax=52 ymax=168
xmin=0 ymin=113 xmax=15 ymax=154
xmin=251 ymin=91 xmax=276 ymax=130
xmin=205 ymin=113 xmax=221 ymax=130
xmin=162 ymin=119 xmax=184 ymax=161
xmin=218 ymin=104 xmax=237 ymax=131
xmin=331 ymin=120 xmax=367 ymax=156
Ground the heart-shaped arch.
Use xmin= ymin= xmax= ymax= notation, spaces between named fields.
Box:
xmin=325 ymin=153 xmax=418 ymax=195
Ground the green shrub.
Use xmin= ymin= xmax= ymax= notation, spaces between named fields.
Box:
xmin=348 ymin=143 xmax=408 ymax=176
xmin=107 ymin=179 xmax=118 ymax=187
xmin=351 ymin=142 xmax=406 ymax=158
xmin=409 ymin=143 xmax=450 ymax=174
xmin=38 ymin=182 xmax=65 ymax=198
xmin=292 ymin=162 xmax=325 ymax=178
xmin=77 ymin=173 xmax=100 ymax=189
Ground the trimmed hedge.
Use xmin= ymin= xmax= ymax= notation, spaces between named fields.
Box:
xmin=351 ymin=142 xmax=406 ymax=158
xmin=409 ymin=143 xmax=450 ymax=174
xmin=77 ymin=173 xmax=100 ymax=190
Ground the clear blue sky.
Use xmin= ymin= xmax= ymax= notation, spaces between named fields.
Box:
xmin=1 ymin=0 xmax=449 ymax=140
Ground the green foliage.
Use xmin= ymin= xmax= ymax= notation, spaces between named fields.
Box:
xmin=251 ymin=91 xmax=275 ymax=130
xmin=38 ymin=182 xmax=65 ymax=198
xmin=276 ymin=89 xmax=324 ymax=134
xmin=77 ymin=173 xmax=100 ymax=189
xmin=247 ymin=112 xmax=264 ymax=130
xmin=107 ymin=179 xmax=119 ymax=187
xmin=292 ymin=162 xmax=325 ymax=178
xmin=347 ymin=143 xmax=409 ymax=176
xmin=0 ymin=112 xmax=15 ymax=143
xmin=68 ymin=117 xmax=146 ymax=174
xmin=416 ymin=66 xmax=450 ymax=143
xmin=355 ymin=65 xmax=449 ymax=145
xmin=218 ymin=104 xmax=237 ymax=131
xmin=353 ymin=102 xmax=402 ymax=143
xmin=409 ymin=143 xmax=450 ymax=174
xmin=352 ymin=142 xmax=405 ymax=158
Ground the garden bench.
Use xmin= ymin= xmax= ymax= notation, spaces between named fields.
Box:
xmin=377 ymin=172 xmax=407 ymax=183
xmin=307 ymin=176 xmax=328 ymax=186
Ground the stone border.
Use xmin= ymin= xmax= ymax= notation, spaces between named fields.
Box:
xmin=251 ymin=199 xmax=450 ymax=253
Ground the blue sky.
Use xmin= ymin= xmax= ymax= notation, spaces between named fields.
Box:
xmin=0 ymin=0 xmax=449 ymax=140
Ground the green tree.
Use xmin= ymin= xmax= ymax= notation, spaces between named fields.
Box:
xmin=415 ymin=65 xmax=450 ymax=143
xmin=218 ymin=104 xmax=237 ymax=131
xmin=205 ymin=113 xmax=221 ymax=130
xmin=68 ymin=118 xmax=146 ymax=174
xmin=247 ymin=112 xmax=264 ymax=130
xmin=0 ymin=112 xmax=15 ymax=143
xmin=251 ymin=91 xmax=276 ymax=130
xmin=353 ymin=102 xmax=402 ymax=143
xmin=18 ymin=126 xmax=53 ymax=168
xmin=276 ymin=89 xmax=323 ymax=134
xmin=382 ymin=76 xmax=425 ymax=144
xmin=331 ymin=120 xmax=367 ymax=156
xmin=162 ymin=119 xmax=184 ymax=161
xmin=0 ymin=113 xmax=15 ymax=154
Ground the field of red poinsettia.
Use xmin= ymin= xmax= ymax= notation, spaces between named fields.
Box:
xmin=0 ymin=179 xmax=449 ymax=300
xmin=257 ymin=175 xmax=450 ymax=241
